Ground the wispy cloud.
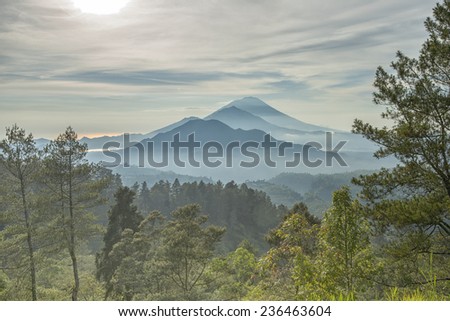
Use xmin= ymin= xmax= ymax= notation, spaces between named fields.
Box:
xmin=0 ymin=0 xmax=439 ymax=137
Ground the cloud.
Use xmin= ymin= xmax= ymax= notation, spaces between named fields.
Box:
xmin=49 ymin=70 xmax=286 ymax=86
xmin=0 ymin=0 xmax=439 ymax=136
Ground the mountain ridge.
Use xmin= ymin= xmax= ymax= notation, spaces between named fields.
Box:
xmin=219 ymin=97 xmax=334 ymax=132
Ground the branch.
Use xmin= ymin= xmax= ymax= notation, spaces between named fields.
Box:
xmin=410 ymin=277 xmax=450 ymax=285
xmin=417 ymin=251 xmax=450 ymax=256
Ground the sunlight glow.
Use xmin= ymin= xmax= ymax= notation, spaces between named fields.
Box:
xmin=71 ymin=0 xmax=131 ymax=15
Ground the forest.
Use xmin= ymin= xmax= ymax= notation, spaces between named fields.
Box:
xmin=1 ymin=1 xmax=449 ymax=301
xmin=0 ymin=141 xmax=448 ymax=300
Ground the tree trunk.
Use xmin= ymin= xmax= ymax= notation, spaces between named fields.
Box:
xmin=21 ymin=179 xmax=37 ymax=301
xmin=69 ymin=244 xmax=79 ymax=301
xmin=68 ymin=162 xmax=79 ymax=301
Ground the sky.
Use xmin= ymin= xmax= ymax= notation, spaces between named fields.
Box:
xmin=0 ymin=0 xmax=439 ymax=138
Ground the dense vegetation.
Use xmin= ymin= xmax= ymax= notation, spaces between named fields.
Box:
xmin=1 ymin=0 xmax=449 ymax=301
xmin=132 ymin=179 xmax=285 ymax=252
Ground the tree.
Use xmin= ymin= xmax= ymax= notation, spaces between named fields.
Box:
xmin=43 ymin=127 xmax=105 ymax=301
xmin=253 ymin=203 xmax=320 ymax=300
xmin=135 ymin=179 xmax=284 ymax=252
xmin=352 ymin=0 xmax=449 ymax=229
xmin=106 ymin=205 xmax=225 ymax=300
xmin=0 ymin=125 xmax=40 ymax=300
xmin=96 ymin=186 xmax=143 ymax=299
xmin=266 ymin=202 xmax=320 ymax=257
xmin=148 ymin=180 xmax=171 ymax=214
xmin=352 ymin=0 xmax=449 ymax=289
xmin=159 ymin=204 xmax=225 ymax=300
xmin=318 ymin=187 xmax=375 ymax=298
xmin=171 ymin=178 xmax=181 ymax=197
xmin=107 ymin=211 xmax=165 ymax=300
xmin=207 ymin=242 xmax=257 ymax=300
xmin=136 ymin=181 xmax=151 ymax=215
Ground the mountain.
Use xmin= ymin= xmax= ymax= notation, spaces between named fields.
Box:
xmin=89 ymin=118 xmax=295 ymax=181
xmin=145 ymin=118 xmax=269 ymax=145
xmin=205 ymin=106 xmax=277 ymax=131
xmin=204 ymin=105 xmax=316 ymax=135
xmin=146 ymin=116 xmax=200 ymax=137
xmin=80 ymin=133 xmax=147 ymax=151
xmin=113 ymin=166 xmax=212 ymax=186
xmin=90 ymin=115 xmax=388 ymax=181
xmin=205 ymin=105 xmax=337 ymax=147
xmin=86 ymin=96 xmax=395 ymax=181
xmin=35 ymin=138 xmax=50 ymax=149
xmin=79 ymin=117 xmax=200 ymax=151
xmin=207 ymin=97 xmax=378 ymax=152
xmin=220 ymin=97 xmax=332 ymax=132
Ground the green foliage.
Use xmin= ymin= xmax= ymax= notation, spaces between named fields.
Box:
xmin=0 ymin=126 xmax=113 ymax=301
xmin=249 ymin=193 xmax=383 ymax=301
xmin=135 ymin=180 xmax=284 ymax=252
xmin=105 ymin=205 xmax=225 ymax=300
xmin=352 ymin=0 xmax=450 ymax=228
xmin=42 ymin=127 xmax=108 ymax=301
xmin=248 ymin=203 xmax=321 ymax=300
xmin=3 ymin=11 xmax=450 ymax=299
xmin=386 ymin=279 xmax=448 ymax=301
xmin=107 ymin=211 xmax=165 ymax=300
xmin=318 ymin=187 xmax=378 ymax=299
xmin=159 ymin=204 xmax=226 ymax=300
xmin=0 ymin=271 xmax=10 ymax=300
xmin=207 ymin=244 xmax=257 ymax=300
xmin=96 ymin=186 xmax=143 ymax=299
xmin=33 ymin=251 xmax=105 ymax=301
xmin=352 ymin=0 xmax=450 ymax=293
xmin=0 ymin=125 xmax=41 ymax=300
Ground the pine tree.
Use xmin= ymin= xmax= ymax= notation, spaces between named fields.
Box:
xmin=352 ymin=1 xmax=450 ymax=231
xmin=96 ymin=186 xmax=143 ymax=299
xmin=136 ymin=181 xmax=151 ymax=214
xmin=352 ymin=1 xmax=450 ymax=288
xmin=43 ymin=127 xmax=104 ymax=301
xmin=106 ymin=211 xmax=164 ymax=300
xmin=0 ymin=125 xmax=40 ymax=300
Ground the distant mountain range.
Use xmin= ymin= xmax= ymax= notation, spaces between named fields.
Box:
xmin=147 ymin=118 xmax=269 ymax=145
xmin=37 ymin=97 xmax=395 ymax=181
xmin=82 ymin=97 xmax=376 ymax=151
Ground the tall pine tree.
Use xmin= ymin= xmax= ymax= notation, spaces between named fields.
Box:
xmin=43 ymin=127 xmax=104 ymax=301
xmin=352 ymin=1 xmax=450 ymax=288
xmin=0 ymin=125 xmax=40 ymax=300
xmin=96 ymin=186 xmax=143 ymax=299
